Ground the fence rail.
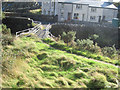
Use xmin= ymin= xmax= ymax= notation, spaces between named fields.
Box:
xmin=16 ymin=22 xmax=41 ymax=37
xmin=16 ymin=22 xmax=55 ymax=39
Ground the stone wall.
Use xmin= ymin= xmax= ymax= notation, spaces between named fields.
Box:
xmin=4 ymin=12 xmax=58 ymax=23
xmin=2 ymin=16 xmax=33 ymax=34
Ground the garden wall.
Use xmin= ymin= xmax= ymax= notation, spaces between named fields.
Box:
xmin=2 ymin=16 xmax=33 ymax=34
xmin=4 ymin=12 xmax=58 ymax=23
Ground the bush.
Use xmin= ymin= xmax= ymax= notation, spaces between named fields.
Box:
xmin=76 ymin=39 xmax=101 ymax=54
xmin=88 ymin=72 xmax=107 ymax=88
xmin=102 ymin=45 xmax=118 ymax=58
xmin=2 ymin=24 xmax=11 ymax=35
xmin=76 ymin=39 xmax=94 ymax=49
xmin=2 ymin=35 xmax=14 ymax=46
xmin=2 ymin=24 xmax=14 ymax=46
xmin=61 ymin=31 xmax=76 ymax=46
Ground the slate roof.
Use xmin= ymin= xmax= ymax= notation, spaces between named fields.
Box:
xmin=58 ymin=0 xmax=118 ymax=9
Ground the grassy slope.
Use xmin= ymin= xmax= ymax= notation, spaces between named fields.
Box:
xmin=2 ymin=36 xmax=119 ymax=88
xmin=43 ymin=38 xmax=119 ymax=65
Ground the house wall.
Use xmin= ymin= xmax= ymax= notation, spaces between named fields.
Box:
xmin=103 ymin=9 xmax=118 ymax=21
xmin=42 ymin=0 xmax=59 ymax=16
xmin=88 ymin=7 xmax=103 ymax=22
xmin=42 ymin=1 xmax=118 ymax=23
xmin=72 ymin=4 xmax=88 ymax=21
xmin=42 ymin=1 xmax=51 ymax=15
xmin=58 ymin=3 xmax=73 ymax=21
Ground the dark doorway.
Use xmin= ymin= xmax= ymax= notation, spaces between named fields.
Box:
xmin=82 ymin=14 xmax=85 ymax=21
xmin=68 ymin=12 xmax=72 ymax=20
xmin=102 ymin=16 xmax=106 ymax=22
xmin=98 ymin=16 xmax=101 ymax=22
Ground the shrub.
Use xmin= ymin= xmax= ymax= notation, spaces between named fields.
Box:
xmin=89 ymin=34 xmax=99 ymax=40
xmin=76 ymin=39 xmax=94 ymax=50
xmin=76 ymin=39 xmax=101 ymax=53
xmin=2 ymin=24 xmax=14 ymax=46
xmin=88 ymin=72 xmax=107 ymax=88
xmin=2 ymin=24 xmax=11 ymax=35
xmin=102 ymin=45 xmax=118 ymax=58
xmin=61 ymin=31 xmax=76 ymax=46
xmin=2 ymin=35 xmax=14 ymax=46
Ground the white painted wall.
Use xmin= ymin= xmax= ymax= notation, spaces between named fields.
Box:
xmin=58 ymin=3 xmax=73 ymax=21
xmin=103 ymin=9 xmax=118 ymax=21
xmin=42 ymin=0 xmax=58 ymax=16
xmin=42 ymin=1 xmax=51 ymax=15
xmin=42 ymin=1 xmax=118 ymax=22
xmin=72 ymin=4 xmax=89 ymax=21
xmin=88 ymin=7 xmax=103 ymax=22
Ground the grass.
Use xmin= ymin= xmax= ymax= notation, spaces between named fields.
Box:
xmin=2 ymin=36 xmax=119 ymax=88
xmin=0 ymin=25 xmax=1 ymax=32
xmin=42 ymin=38 xmax=119 ymax=66
xmin=29 ymin=9 xmax=42 ymax=15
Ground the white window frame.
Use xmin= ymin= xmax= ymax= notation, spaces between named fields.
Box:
xmin=61 ymin=12 xmax=64 ymax=17
xmin=74 ymin=13 xmax=79 ymax=19
xmin=44 ymin=9 xmax=46 ymax=15
xmin=91 ymin=8 xmax=97 ymax=12
xmin=61 ymin=3 xmax=64 ymax=8
xmin=76 ymin=4 xmax=82 ymax=9
xmin=52 ymin=2 xmax=54 ymax=7
xmin=48 ymin=11 xmax=50 ymax=15
xmin=90 ymin=16 xmax=96 ymax=20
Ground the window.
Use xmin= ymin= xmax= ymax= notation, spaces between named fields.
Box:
xmin=76 ymin=4 xmax=82 ymax=9
xmin=52 ymin=2 xmax=54 ymax=7
xmin=102 ymin=16 xmax=106 ymax=21
xmin=90 ymin=16 xmax=96 ymax=20
xmin=61 ymin=4 xmax=64 ymax=8
xmin=91 ymin=8 xmax=96 ymax=12
xmin=48 ymin=11 xmax=50 ymax=15
xmin=44 ymin=9 xmax=46 ymax=15
xmin=46 ymin=2 xmax=49 ymax=4
xmin=74 ymin=13 xmax=79 ymax=19
xmin=61 ymin=12 xmax=64 ymax=17
xmin=52 ymin=12 xmax=54 ymax=15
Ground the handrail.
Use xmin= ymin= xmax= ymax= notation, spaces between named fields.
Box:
xmin=16 ymin=22 xmax=41 ymax=37
xmin=16 ymin=22 xmax=54 ymax=39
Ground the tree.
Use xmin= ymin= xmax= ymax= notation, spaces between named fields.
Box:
xmin=61 ymin=31 xmax=76 ymax=46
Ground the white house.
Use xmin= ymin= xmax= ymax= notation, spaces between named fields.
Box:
xmin=42 ymin=0 xmax=118 ymax=22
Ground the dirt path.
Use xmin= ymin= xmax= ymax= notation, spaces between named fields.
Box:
xmin=81 ymin=56 xmax=119 ymax=68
